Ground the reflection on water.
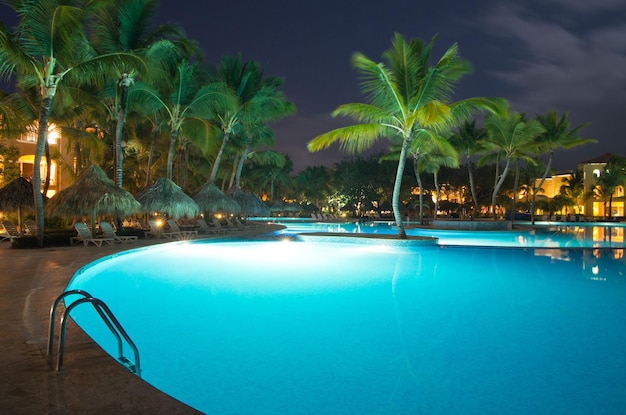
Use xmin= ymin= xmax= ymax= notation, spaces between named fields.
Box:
xmin=533 ymin=247 xmax=625 ymax=281
xmin=275 ymin=220 xmax=626 ymax=249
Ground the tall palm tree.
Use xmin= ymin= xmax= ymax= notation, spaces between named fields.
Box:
xmin=0 ymin=0 xmax=144 ymax=245
xmin=480 ymin=110 xmax=545 ymax=219
xmin=308 ymin=33 xmax=504 ymax=238
xmin=449 ymin=119 xmax=486 ymax=215
xmin=529 ymin=111 xmax=594 ymax=223
xmin=91 ymin=0 xmax=190 ymax=188
xmin=133 ymin=60 xmax=235 ymax=181
xmin=233 ymin=81 xmax=295 ymax=190
xmin=207 ymin=56 xmax=294 ymax=188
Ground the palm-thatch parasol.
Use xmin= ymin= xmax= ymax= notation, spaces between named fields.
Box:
xmin=228 ymin=188 xmax=270 ymax=217
xmin=0 ymin=177 xmax=34 ymax=232
xmin=194 ymin=183 xmax=241 ymax=216
xmin=136 ymin=177 xmax=200 ymax=219
xmin=45 ymin=165 xmax=141 ymax=234
xmin=270 ymin=200 xmax=286 ymax=213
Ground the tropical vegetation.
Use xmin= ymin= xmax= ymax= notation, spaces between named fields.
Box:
xmin=0 ymin=3 xmax=608 ymax=246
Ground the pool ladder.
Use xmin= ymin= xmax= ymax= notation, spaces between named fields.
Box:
xmin=47 ymin=289 xmax=141 ymax=377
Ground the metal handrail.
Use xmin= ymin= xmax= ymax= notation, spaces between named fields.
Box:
xmin=48 ymin=290 xmax=141 ymax=376
xmin=47 ymin=290 xmax=94 ymax=355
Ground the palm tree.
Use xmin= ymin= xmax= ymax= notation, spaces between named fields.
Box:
xmin=415 ymin=139 xmax=459 ymax=221
xmin=91 ymin=0 xmax=190 ymax=188
xmin=308 ymin=33 xmax=504 ymax=238
xmin=529 ymin=111 xmax=594 ymax=223
xmin=0 ymin=0 xmax=144 ymax=245
xmin=207 ymin=56 xmax=294 ymax=188
xmin=232 ymin=79 xmax=295 ymax=190
xmin=449 ymin=120 xmax=486 ymax=215
xmin=560 ymin=170 xmax=586 ymax=215
xmin=593 ymin=157 xmax=626 ymax=219
xmin=296 ymin=165 xmax=331 ymax=209
xmin=480 ymin=111 xmax=545 ymax=219
xmin=133 ymin=60 xmax=235 ymax=181
xmin=246 ymin=152 xmax=292 ymax=203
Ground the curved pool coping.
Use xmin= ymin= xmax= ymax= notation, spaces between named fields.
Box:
xmin=297 ymin=232 xmax=439 ymax=246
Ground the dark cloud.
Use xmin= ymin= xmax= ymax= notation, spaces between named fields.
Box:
xmin=477 ymin=1 xmax=626 ymax=169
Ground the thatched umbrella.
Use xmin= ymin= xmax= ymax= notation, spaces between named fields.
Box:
xmin=270 ymin=200 xmax=286 ymax=214
xmin=136 ymin=177 xmax=199 ymax=219
xmin=194 ymin=183 xmax=241 ymax=216
xmin=45 ymin=165 xmax=141 ymax=234
xmin=0 ymin=177 xmax=34 ymax=232
xmin=228 ymin=188 xmax=269 ymax=217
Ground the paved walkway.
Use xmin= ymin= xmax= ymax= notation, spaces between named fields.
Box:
xmin=1 ymin=224 xmax=282 ymax=414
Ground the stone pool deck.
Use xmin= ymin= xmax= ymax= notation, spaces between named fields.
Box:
xmin=0 ymin=224 xmax=283 ymax=415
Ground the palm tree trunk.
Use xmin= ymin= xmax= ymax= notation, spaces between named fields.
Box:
xmin=228 ymin=153 xmax=239 ymax=190
xmin=208 ymin=130 xmax=230 ymax=184
xmin=74 ymin=139 xmax=82 ymax=176
xmin=467 ymin=161 xmax=479 ymax=215
xmin=43 ymin=140 xmax=51 ymax=197
xmin=234 ymin=139 xmax=252 ymax=189
xmin=492 ymin=153 xmax=501 ymax=216
xmin=433 ymin=171 xmax=439 ymax=222
xmin=392 ymin=140 xmax=409 ymax=239
xmin=530 ymin=153 xmax=553 ymax=224
xmin=167 ymin=127 xmax=179 ymax=181
xmin=491 ymin=157 xmax=511 ymax=220
xmin=414 ymin=159 xmax=424 ymax=224
xmin=33 ymin=96 xmax=54 ymax=247
xmin=511 ymin=160 xmax=520 ymax=219
xmin=145 ymin=124 xmax=159 ymax=187
xmin=115 ymin=80 xmax=130 ymax=188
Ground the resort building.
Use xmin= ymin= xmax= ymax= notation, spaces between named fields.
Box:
xmin=580 ymin=153 xmax=625 ymax=218
xmin=535 ymin=153 xmax=625 ymax=219
xmin=1 ymin=123 xmax=74 ymax=198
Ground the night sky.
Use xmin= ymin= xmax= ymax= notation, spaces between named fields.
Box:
xmin=2 ymin=0 xmax=625 ymax=173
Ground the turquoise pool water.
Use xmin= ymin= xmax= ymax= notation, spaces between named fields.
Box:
xmin=65 ymin=229 xmax=626 ymax=414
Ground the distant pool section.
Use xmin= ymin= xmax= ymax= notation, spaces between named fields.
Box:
xmin=65 ymin=236 xmax=626 ymax=414
xmin=256 ymin=218 xmax=626 ymax=248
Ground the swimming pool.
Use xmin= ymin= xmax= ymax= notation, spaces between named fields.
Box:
xmin=64 ymin=231 xmax=626 ymax=414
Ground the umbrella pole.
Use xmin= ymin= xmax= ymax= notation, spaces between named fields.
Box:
xmin=18 ymin=205 xmax=23 ymax=235
xmin=91 ymin=211 xmax=97 ymax=236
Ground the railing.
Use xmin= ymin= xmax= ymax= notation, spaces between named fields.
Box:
xmin=47 ymin=289 xmax=140 ymax=376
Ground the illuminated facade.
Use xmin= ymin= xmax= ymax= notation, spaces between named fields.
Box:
xmin=1 ymin=123 xmax=73 ymax=198
xmin=535 ymin=153 xmax=625 ymax=219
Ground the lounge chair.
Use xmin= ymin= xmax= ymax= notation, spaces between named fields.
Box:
xmin=234 ymin=217 xmax=259 ymax=229
xmin=211 ymin=218 xmax=236 ymax=233
xmin=99 ymin=221 xmax=138 ymax=244
xmin=197 ymin=218 xmax=228 ymax=235
xmin=167 ymin=219 xmax=198 ymax=239
xmin=1 ymin=220 xmax=20 ymax=243
xmin=145 ymin=219 xmax=179 ymax=239
xmin=70 ymin=222 xmax=115 ymax=247
xmin=223 ymin=217 xmax=245 ymax=231
xmin=24 ymin=219 xmax=39 ymax=236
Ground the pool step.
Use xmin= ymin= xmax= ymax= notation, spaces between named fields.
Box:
xmin=118 ymin=356 xmax=138 ymax=374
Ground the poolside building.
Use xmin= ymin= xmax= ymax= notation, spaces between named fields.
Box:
xmin=532 ymin=152 xmax=625 ymax=219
